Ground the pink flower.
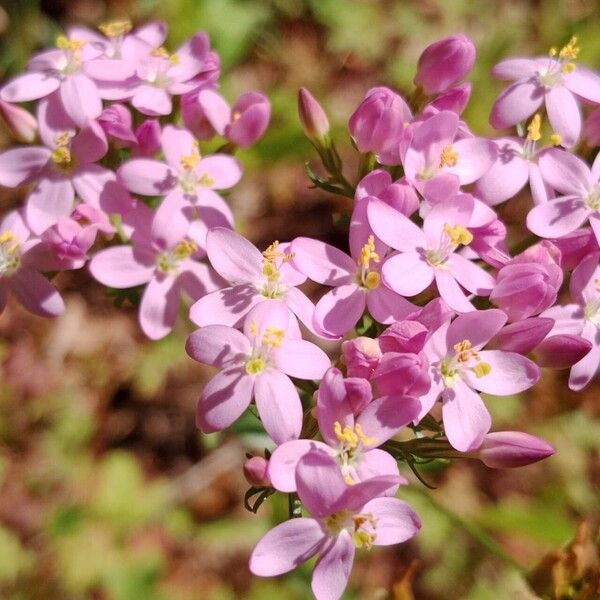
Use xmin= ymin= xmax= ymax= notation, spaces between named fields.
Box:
xmin=185 ymin=88 xmax=271 ymax=148
xmin=402 ymin=110 xmax=497 ymax=197
xmin=349 ymin=87 xmax=412 ymax=165
xmin=490 ymin=241 xmax=563 ymax=321
xmin=269 ymin=367 xmax=419 ymax=493
xmin=419 ymin=309 xmax=540 ymax=451
xmin=0 ymin=97 xmax=130 ymax=234
xmin=186 ymin=301 xmax=330 ymax=444
xmin=414 ymin=34 xmax=476 ymax=96
xmin=189 ymin=228 xmax=322 ymax=334
xmin=368 ymin=196 xmax=495 ymax=312
xmin=355 ymin=170 xmax=419 ymax=217
xmin=490 ymin=38 xmax=600 ymax=147
xmin=250 ymin=450 xmax=420 ymax=600
xmin=89 ymin=202 xmax=221 ymax=339
xmin=0 ymin=210 xmax=64 ymax=317
xmin=1 ymin=33 xmax=105 ymax=126
xmin=527 ymin=149 xmax=600 ymax=242
xmin=540 ymin=251 xmax=600 ymax=390
xmin=427 ymin=83 xmax=472 ymax=114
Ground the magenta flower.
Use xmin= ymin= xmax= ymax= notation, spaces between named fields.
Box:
xmin=0 ymin=33 xmax=105 ymax=126
xmin=540 ymin=251 xmax=600 ymax=390
xmin=527 ymin=149 xmax=600 ymax=242
xmin=291 ymin=232 xmax=417 ymax=337
xmin=490 ymin=38 xmax=600 ymax=147
xmin=414 ymin=34 xmax=476 ymax=96
xmin=268 ymin=367 xmax=420 ymax=493
xmin=129 ymin=32 xmax=211 ymax=115
xmin=189 ymin=228 xmax=324 ymax=334
xmin=186 ymin=301 xmax=330 ymax=444
xmin=368 ymin=196 xmax=495 ymax=312
xmin=419 ymin=309 xmax=540 ymax=451
xmin=118 ymin=124 xmax=240 ymax=221
xmin=402 ymin=110 xmax=497 ymax=197
xmin=0 ymin=210 xmax=64 ymax=317
xmin=185 ymin=88 xmax=271 ymax=148
xmin=250 ymin=450 xmax=420 ymax=600
xmin=89 ymin=202 xmax=221 ymax=339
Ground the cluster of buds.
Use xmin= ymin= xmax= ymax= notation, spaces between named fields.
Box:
xmin=1 ymin=24 xmax=599 ymax=600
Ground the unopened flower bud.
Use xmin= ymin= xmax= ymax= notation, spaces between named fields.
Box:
xmin=550 ymin=228 xmax=599 ymax=271
xmin=226 ymin=91 xmax=271 ymax=148
xmin=489 ymin=317 xmax=554 ymax=354
xmin=244 ymin=456 xmax=271 ymax=487
xmin=342 ymin=337 xmax=382 ymax=379
xmin=584 ymin=106 xmax=600 ymax=147
xmin=414 ymin=34 xmax=476 ymax=96
xmin=343 ymin=377 xmax=373 ymax=414
xmin=298 ymin=87 xmax=330 ymax=142
xmin=133 ymin=119 xmax=161 ymax=157
xmin=98 ymin=103 xmax=137 ymax=144
xmin=428 ymin=82 xmax=472 ymax=114
xmin=535 ymin=334 xmax=592 ymax=369
xmin=379 ymin=320 xmax=428 ymax=354
xmin=478 ymin=431 xmax=555 ymax=469
xmin=372 ymin=352 xmax=430 ymax=397
xmin=0 ymin=99 xmax=37 ymax=143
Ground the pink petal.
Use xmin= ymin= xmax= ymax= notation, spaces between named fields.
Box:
xmin=0 ymin=147 xmax=50 ymax=187
xmin=311 ymin=531 xmax=355 ymax=600
xmin=161 ymin=125 xmax=197 ymax=170
xmin=135 ymin=21 xmax=168 ymax=47
xmin=545 ymin=86 xmax=581 ymax=148
xmin=206 ymin=228 xmax=264 ymax=285
xmin=71 ymin=165 xmax=114 ymax=206
xmin=490 ymin=81 xmax=544 ymax=129
xmin=117 ymin=158 xmax=176 ymax=196
xmin=178 ymin=259 xmax=225 ymax=299
xmin=0 ymin=72 xmax=60 ymax=103
xmin=89 ymin=245 xmax=155 ymax=287
xmin=254 ymin=370 xmax=302 ymax=444
xmin=59 ymin=74 xmax=102 ymax=126
xmin=250 ymin=518 xmax=326 ymax=577
xmin=186 ymin=325 xmax=250 ymax=367
xmin=10 ymin=268 xmax=65 ymax=317
xmin=357 ymin=395 xmax=421 ymax=445
xmin=434 ymin=269 xmax=474 ymax=313
xmin=367 ymin=198 xmax=426 ymax=251
xmin=275 ymin=339 xmax=330 ymax=380
xmin=189 ymin=284 xmax=261 ymax=328
xmin=25 ymin=177 xmax=75 ymax=234
xmin=197 ymin=367 xmax=253 ymax=432
xmin=447 ymin=309 xmax=507 ymax=349
xmin=538 ymin=150 xmax=592 ymax=196
xmin=491 ymin=58 xmax=540 ymax=80
xmin=169 ymin=32 xmax=209 ymax=83
xmin=314 ymin=284 xmax=366 ymax=337
xmin=139 ymin=275 xmax=180 ymax=339
xmin=381 ymin=252 xmax=433 ymax=297
xmin=527 ymin=197 xmax=589 ymax=238
xmin=197 ymin=155 xmax=243 ymax=190
xmin=361 ymin=497 xmax=421 ymax=545
xmin=446 ymin=137 xmax=497 ymax=185
xmin=198 ymin=88 xmax=231 ymax=134
xmin=447 ymin=253 xmax=495 ymax=295
xmin=467 ymin=350 xmax=540 ymax=394
xmin=564 ymin=65 xmax=600 ymax=104
xmin=442 ymin=382 xmax=491 ymax=452
xmin=366 ymin=285 xmax=417 ymax=324
xmin=71 ymin=120 xmax=108 ymax=163
xmin=291 ymin=237 xmax=355 ymax=285
xmin=356 ymin=449 xmax=402 ymax=489
xmin=132 ymin=85 xmax=172 ymax=116
xmin=569 ymin=323 xmax=600 ymax=390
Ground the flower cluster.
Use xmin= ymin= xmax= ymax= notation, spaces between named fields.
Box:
xmin=1 ymin=24 xmax=599 ymax=600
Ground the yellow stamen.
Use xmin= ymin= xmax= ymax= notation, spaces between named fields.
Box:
xmin=173 ymin=239 xmax=197 ymax=259
xmin=454 ymin=339 xmax=477 ymax=363
xmin=0 ymin=231 xmax=15 ymax=244
xmin=56 ymin=36 xmax=86 ymax=53
xmin=151 ymin=47 xmax=170 ymax=59
xmin=262 ymin=327 xmax=285 ymax=348
xmin=354 ymin=423 xmax=378 ymax=447
xmin=351 ymin=514 xmax=377 ymax=549
xmin=334 ymin=421 xmax=377 ymax=448
xmin=439 ymin=145 xmax=459 ymax=167
xmin=180 ymin=141 xmax=201 ymax=171
xmin=561 ymin=62 xmax=576 ymax=74
xmin=472 ymin=362 xmax=491 ymax=378
xmin=98 ymin=20 xmax=133 ymax=37
xmin=549 ymin=47 xmax=557 ymax=57
xmin=343 ymin=473 xmax=356 ymax=486
xmin=358 ymin=235 xmax=380 ymax=270
xmin=262 ymin=261 xmax=280 ymax=281
xmin=245 ymin=357 xmax=266 ymax=375
xmin=527 ymin=113 xmax=542 ymax=142
xmin=550 ymin=133 xmax=563 ymax=146
xmin=364 ymin=271 xmax=380 ymax=290
xmin=559 ymin=36 xmax=579 ymax=60
xmin=444 ymin=223 xmax=473 ymax=246
xmin=169 ymin=53 xmax=180 ymax=65
xmin=199 ymin=173 xmax=215 ymax=187
xmin=51 ymin=146 xmax=72 ymax=166
xmin=250 ymin=320 xmax=258 ymax=338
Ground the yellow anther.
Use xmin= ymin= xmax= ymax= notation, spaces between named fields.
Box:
xmin=262 ymin=327 xmax=285 ymax=348
xmin=98 ymin=20 xmax=133 ymax=37
xmin=454 ymin=339 xmax=478 ymax=363
xmin=444 ymin=223 xmax=473 ymax=246
xmin=343 ymin=473 xmax=357 ymax=486
xmin=354 ymin=423 xmax=378 ymax=447
xmin=151 ymin=47 xmax=170 ymax=59
xmin=334 ymin=421 xmax=359 ymax=448
xmin=245 ymin=357 xmax=266 ymax=375
xmin=358 ymin=235 xmax=380 ymax=270
xmin=472 ymin=362 xmax=492 ymax=378
xmin=199 ymin=173 xmax=215 ymax=187
xmin=439 ymin=145 xmax=459 ymax=167
xmin=51 ymin=146 xmax=72 ymax=166
xmin=173 ymin=239 xmax=197 ymax=259
xmin=527 ymin=113 xmax=542 ymax=142
xmin=250 ymin=320 xmax=258 ymax=337
xmin=550 ymin=133 xmax=563 ymax=146
xmin=561 ymin=62 xmax=576 ymax=74
xmin=180 ymin=144 xmax=201 ymax=171
xmin=0 ymin=231 xmax=15 ymax=244
xmin=262 ymin=241 xmax=283 ymax=262
xmin=364 ymin=271 xmax=380 ymax=290
xmin=55 ymin=131 xmax=73 ymax=147
xmin=549 ymin=47 xmax=557 ymax=57
xmin=351 ymin=513 xmax=377 ymax=549
xmin=169 ymin=53 xmax=180 ymax=65
xmin=262 ymin=261 xmax=280 ymax=281
xmin=559 ymin=36 xmax=579 ymax=60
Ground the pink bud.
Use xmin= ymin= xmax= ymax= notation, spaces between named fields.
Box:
xmin=379 ymin=320 xmax=428 ymax=354
xmin=243 ymin=456 xmax=271 ymax=487
xmin=584 ymin=106 xmax=600 ymax=146
xmin=372 ymin=353 xmax=430 ymax=397
xmin=98 ymin=104 xmax=137 ymax=144
xmin=427 ymin=83 xmax=472 ymax=114
xmin=0 ymin=99 xmax=37 ymax=143
xmin=489 ymin=317 xmax=554 ymax=354
xmin=349 ymin=86 xmax=412 ymax=165
xmin=414 ymin=34 xmax=476 ymax=96
xmin=355 ymin=171 xmax=419 ymax=216
xmin=550 ymin=228 xmax=599 ymax=271
xmin=343 ymin=377 xmax=372 ymax=414
xmin=490 ymin=241 xmax=563 ymax=321
xmin=535 ymin=334 xmax=592 ymax=369
xmin=478 ymin=431 xmax=555 ymax=469
xmin=182 ymin=89 xmax=219 ymax=140
xmin=298 ymin=87 xmax=330 ymax=141
xmin=342 ymin=336 xmax=382 ymax=379
xmin=226 ymin=91 xmax=271 ymax=148
xmin=133 ymin=119 xmax=161 ymax=157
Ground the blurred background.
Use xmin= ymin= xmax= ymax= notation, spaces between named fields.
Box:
xmin=0 ymin=0 xmax=599 ymax=598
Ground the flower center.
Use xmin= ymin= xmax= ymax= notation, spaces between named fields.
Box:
xmin=0 ymin=231 xmax=21 ymax=276
xmin=244 ymin=322 xmax=285 ymax=375
xmin=584 ymin=288 xmax=600 ymax=325
xmin=425 ymin=223 xmax=472 ymax=268
xmin=156 ymin=239 xmax=197 ymax=273
xmin=333 ymin=420 xmax=378 ymax=484
xmin=356 ymin=235 xmax=380 ymax=290
xmin=56 ymin=35 xmax=86 ymax=75
xmin=324 ymin=510 xmax=377 ymax=549
xmin=586 ymin=186 xmax=600 ymax=211
xmin=259 ymin=241 xmax=294 ymax=299
xmin=51 ymin=131 xmax=75 ymax=170
xmin=538 ymin=36 xmax=580 ymax=87
xmin=439 ymin=338 xmax=491 ymax=388
xmin=439 ymin=145 xmax=459 ymax=168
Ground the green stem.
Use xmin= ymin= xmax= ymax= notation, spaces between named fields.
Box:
xmin=288 ymin=492 xmax=302 ymax=518
xmin=410 ymin=487 xmax=528 ymax=573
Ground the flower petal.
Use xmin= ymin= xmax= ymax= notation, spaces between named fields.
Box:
xmin=381 ymin=252 xmax=433 ymax=297
xmin=139 ymin=275 xmax=180 ymax=339
xmin=311 ymin=531 xmax=355 ymax=600
xmin=360 ymin=497 xmax=421 ymax=545
xmin=467 ymin=350 xmax=540 ymax=394
xmin=186 ymin=325 xmax=250 ymax=367
xmin=290 ymin=237 xmax=354 ymax=285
